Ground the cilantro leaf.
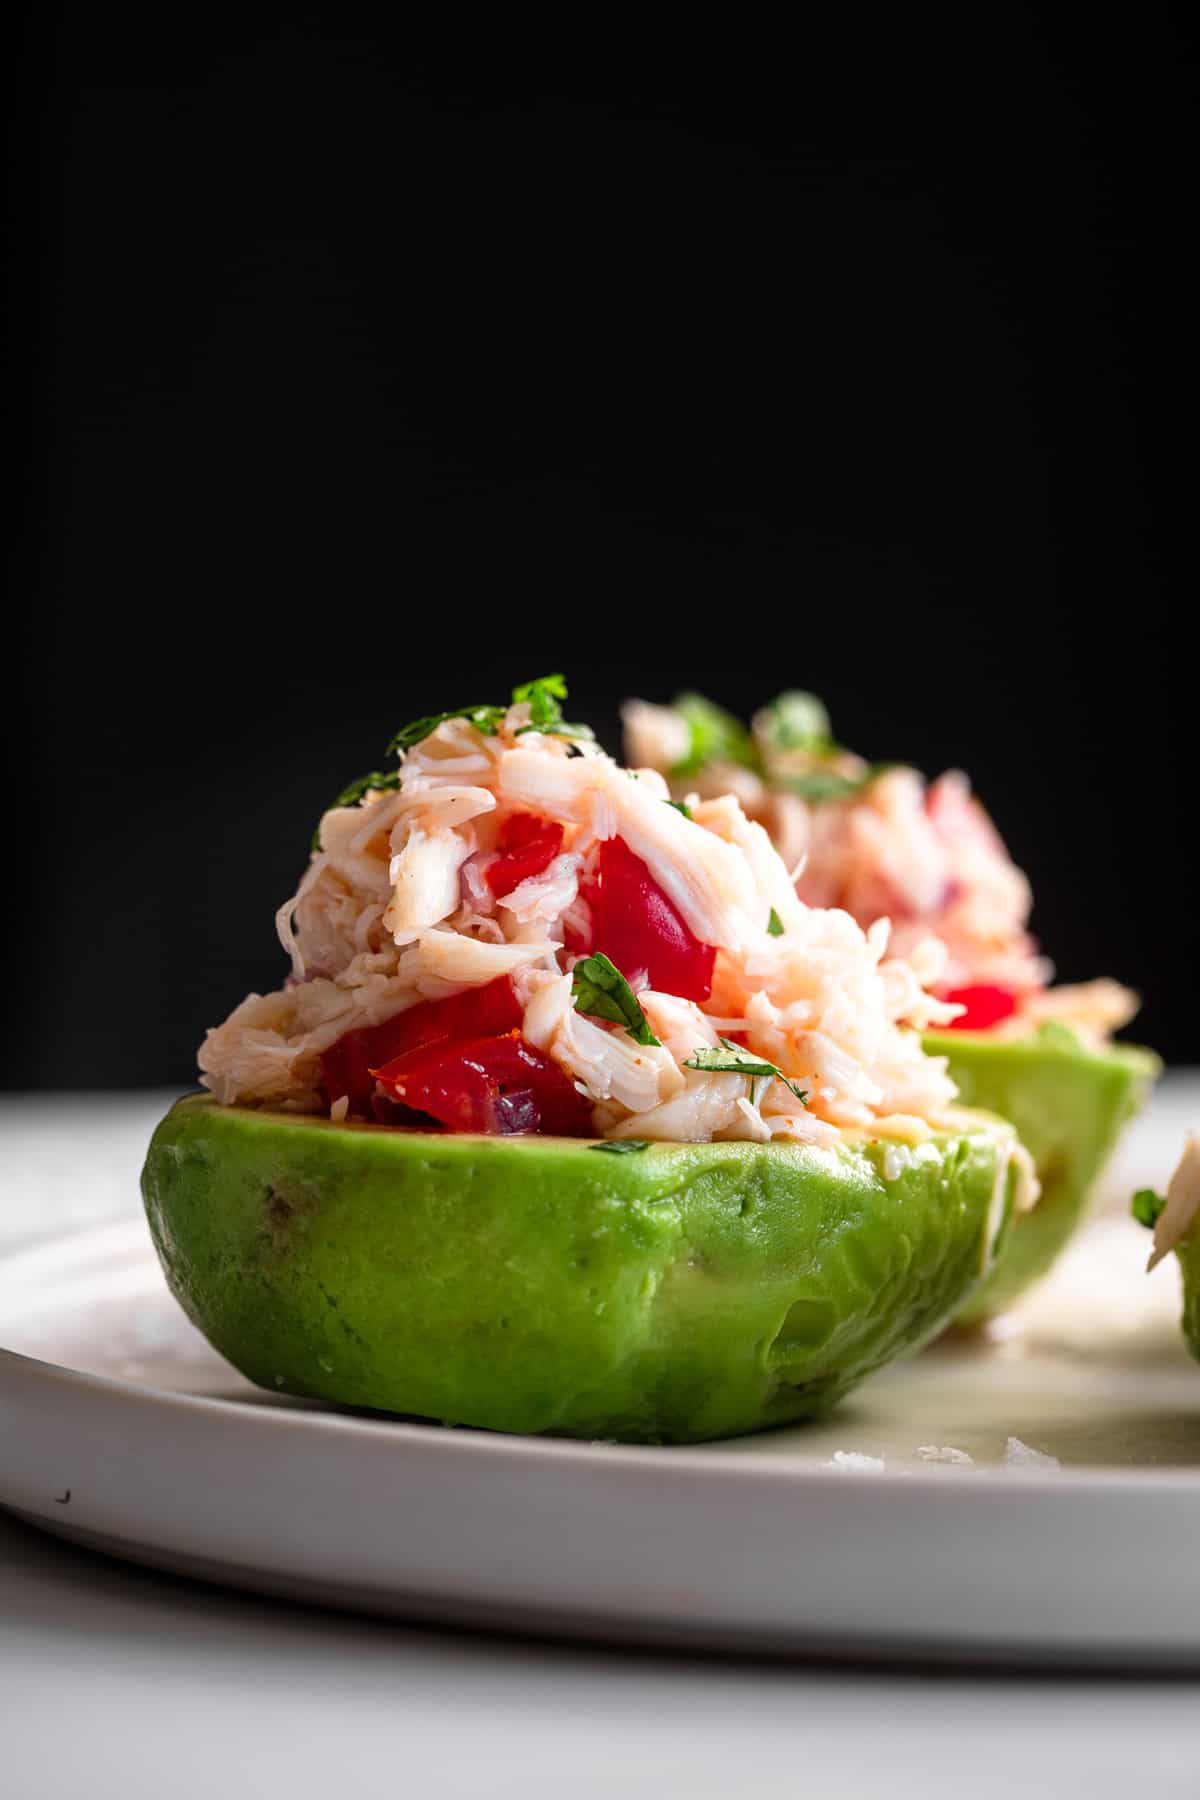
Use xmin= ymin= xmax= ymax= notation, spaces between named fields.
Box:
xmin=667 ymin=799 xmax=694 ymax=820
xmin=776 ymin=763 xmax=896 ymax=805
xmin=387 ymin=674 xmax=595 ymax=755
xmin=332 ymin=769 xmax=402 ymax=809
xmin=1131 ymin=1188 xmax=1167 ymax=1229
xmin=684 ymin=1038 xmax=809 ymax=1105
xmin=387 ymin=703 xmax=507 ymax=754
xmin=512 ymin=672 xmax=567 ymax=728
xmin=511 ymin=673 xmax=595 ymax=741
xmin=589 ymin=1140 xmax=652 ymax=1155
xmin=760 ymin=690 xmax=832 ymax=752
xmin=312 ymin=769 xmax=402 ymax=851
xmin=571 ymin=953 xmax=660 ymax=1046
xmin=767 ymin=907 xmax=785 ymax=936
xmin=670 ymin=692 xmax=762 ymax=779
xmin=514 ymin=719 xmax=596 ymax=741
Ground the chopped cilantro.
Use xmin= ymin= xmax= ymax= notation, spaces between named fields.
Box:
xmin=332 ymin=769 xmax=402 ymax=809
xmin=512 ymin=672 xmax=595 ymax=741
xmin=571 ymin=952 xmax=660 ymax=1046
xmin=387 ymin=675 xmax=594 ymax=756
xmin=514 ymin=719 xmax=595 ymax=741
xmin=767 ymin=907 xmax=785 ymax=936
xmin=669 ymin=692 xmax=761 ymax=779
xmin=589 ymin=1140 xmax=652 ymax=1155
xmin=776 ymin=763 xmax=896 ymax=805
xmin=667 ymin=799 xmax=694 ymax=820
xmin=1131 ymin=1188 xmax=1168 ymax=1229
xmin=512 ymin=672 xmax=567 ymax=727
xmin=387 ymin=703 xmax=507 ymax=754
xmin=684 ymin=1038 xmax=809 ymax=1105
xmin=760 ymin=690 xmax=833 ymax=752
xmin=311 ymin=769 xmax=402 ymax=851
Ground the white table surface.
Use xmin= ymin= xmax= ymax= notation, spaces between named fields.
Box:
xmin=4 ymin=1088 xmax=1200 ymax=1800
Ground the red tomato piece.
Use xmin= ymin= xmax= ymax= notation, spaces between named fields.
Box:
xmin=373 ymin=1032 xmax=593 ymax=1137
xmin=940 ymin=984 xmax=1019 ymax=1031
xmin=485 ymin=812 xmax=564 ymax=898
xmin=575 ymin=835 xmax=715 ymax=1002
xmin=319 ymin=975 xmax=523 ymax=1115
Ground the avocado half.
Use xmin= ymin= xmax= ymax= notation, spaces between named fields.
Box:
xmin=924 ymin=1027 xmax=1159 ymax=1323
xmin=142 ymin=1095 xmax=1022 ymax=1443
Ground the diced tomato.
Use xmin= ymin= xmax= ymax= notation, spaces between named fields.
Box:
xmin=367 ymin=1091 xmax=434 ymax=1129
xmin=573 ymin=835 xmax=715 ymax=1002
xmin=373 ymin=1031 xmax=593 ymax=1136
xmin=319 ymin=975 xmax=523 ymax=1115
xmin=485 ymin=812 xmax=564 ymax=898
xmin=498 ymin=812 xmax=559 ymax=852
xmin=940 ymin=984 xmax=1019 ymax=1031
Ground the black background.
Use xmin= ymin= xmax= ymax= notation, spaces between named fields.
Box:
xmin=8 ymin=11 xmax=1195 ymax=1086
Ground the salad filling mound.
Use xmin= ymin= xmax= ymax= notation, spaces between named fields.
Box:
xmin=623 ymin=690 xmax=1138 ymax=1045
xmin=200 ymin=677 xmax=981 ymax=1152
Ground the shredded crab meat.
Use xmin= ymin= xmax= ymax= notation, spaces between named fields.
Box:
xmin=497 ymin=853 xmax=581 ymax=929
xmin=384 ymin=828 xmax=473 ymax=942
xmin=497 ymin=746 xmax=763 ymax=953
xmin=625 ymin=702 xmax=1060 ymax=1006
xmin=199 ymin=702 xmax=1015 ymax=1154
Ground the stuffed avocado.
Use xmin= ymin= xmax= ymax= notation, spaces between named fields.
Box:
xmin=144 ymin=675 xmax=1034 ymax=1442
xmin=144 ymin=1096 xmax=1021 ymax=1442
xmin=624 ymin=690 xmax=1159 ymax=1319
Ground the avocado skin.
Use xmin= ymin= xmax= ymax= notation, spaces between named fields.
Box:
xmin=926 ymin=1030 xmax=1159 ymax=1323
xmin=142 ymin=1096 xmax=1017 ymax=1443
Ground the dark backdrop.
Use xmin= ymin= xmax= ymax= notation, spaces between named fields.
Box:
xmin=8 ymin=11 xmax=1195 ymax=1085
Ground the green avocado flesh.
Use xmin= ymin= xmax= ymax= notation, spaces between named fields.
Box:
xmin=1177 ymin=1235 xmax=1200 ymax=1363
xmin=142 ymin=1096 xmax=1020 ymax=1444
xmin=924 ymin=1029 xmax=1159 ymax=1323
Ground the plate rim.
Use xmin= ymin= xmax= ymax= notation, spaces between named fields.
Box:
xmin=7 ymin=1221 xmax=1200 ymax=1663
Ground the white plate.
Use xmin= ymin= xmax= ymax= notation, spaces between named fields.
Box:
xmin=3 ymin=1203 xmax=1200 ymax=1664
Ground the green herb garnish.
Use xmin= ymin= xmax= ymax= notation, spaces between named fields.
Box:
xmin=326 ymin=674 xmax=596 ymax=851
xmin=332 ymin=769 xmax=401 ymax=809
xmin=1132 ymin=1188 xmax=1168 ymax=1229
xmin=767 ymin=907 xmax=785 ymax=936
xmin=387 ymin=675 xmax=594 ymax=756
xmin=312 ymin=769 xmax=402 ymax=851
xmin=754 ymin=691 xmax=908 ymax=805
xmin=512 ymin=672 xmax=595 ymax=741
xmin=684 ymin=1038 xmax=809 ymax=1105
xmin=512 ymin=673 xmax=566 ymax=728
xmin=589 ymin=1140 xmax=652 ymax=1155
xmin=775 ymin=763 xmax=896 ymax=805
xmin=387 ymin=703 xmax=507 ymax=754
xmin=669 ymin=692 xmax=761 ymax=779
xmin=760 ymin=690 xmax=833 ymax=753
xmin=571 ymin=952 xmax=660 ymax=1046
xmin=660 ymin=689 xmax=905 ymax=806
xmin=667 ymin=799 xmax=694 ymax=820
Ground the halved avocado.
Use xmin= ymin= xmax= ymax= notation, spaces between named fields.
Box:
xmin=924 ymin=1026 xmax=1159 ymax=1323
xmin=142 ymin=1095 xmax=1023 ymax=1443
